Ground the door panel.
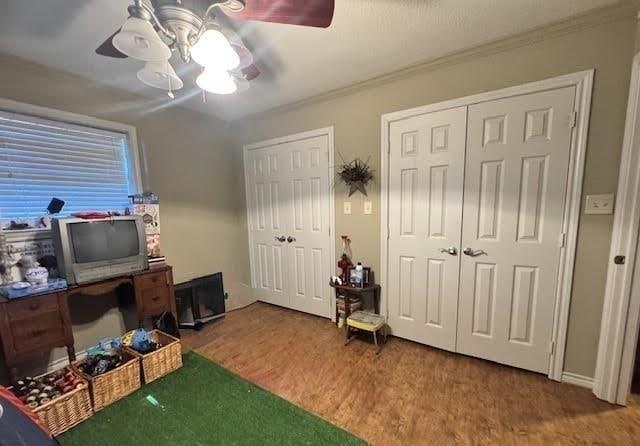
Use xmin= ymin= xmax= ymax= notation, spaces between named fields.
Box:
xmin=285 ymin=138 xmax=332 ymax=317
xmin=246 ymin=147 xmax=291 ymax=308
xmin=387 ymin=107 xmax=467 ymax=351
xmin=246 ymin=134 xmax=332 ymax=318
xmin=457 ymin=86 xmax=576 ymax=373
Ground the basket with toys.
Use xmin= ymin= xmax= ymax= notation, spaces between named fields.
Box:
xmin=8 ymin=367 xmax=92 ymax=436
xmin=71 ymin=337 xmax=140 ymax=411
xmin=122 ymin=328 xmax=182 ymax=384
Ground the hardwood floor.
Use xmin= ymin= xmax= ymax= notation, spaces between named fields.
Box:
xmin=181 ymin=302 xmax=640 ymax=445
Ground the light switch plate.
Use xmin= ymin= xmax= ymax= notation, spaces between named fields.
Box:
xmin=364 ymin=201 xmax=373 ymax=215
xmin=343 ymin=201 xmax=352 ymax=215
xmin=585 ymin=193 xmax=615 ymax=215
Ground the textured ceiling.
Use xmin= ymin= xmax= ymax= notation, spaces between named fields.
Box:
xmin=0 ymin=0 xmax=619 ymax=121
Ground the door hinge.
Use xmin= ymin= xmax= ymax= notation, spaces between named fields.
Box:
xmin=558 ymin=232 xmax=566 ymax=248
xmin=549 ymin=341 xmax=555 ymax=355
xmin=387 ymin=226 xmax=391 ymax=240
xmin=387 ymin=139 xmax=391 ymax=154
xmin=569 ymin=111 xmax=577 ymax=129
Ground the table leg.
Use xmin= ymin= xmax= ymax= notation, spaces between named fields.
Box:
xmin=374 ymin=288 xmax=380 ymax=314
xmin=67 ymin=345 xmax=76 ymax=362
xmin=373 ymin=330 xmax=379 ymax=354
xmin=344 ymin=294 xmax=351 ymax=336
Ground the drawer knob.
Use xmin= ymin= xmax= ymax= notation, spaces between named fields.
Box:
xmin=32 ymin=329 xmax=45 ymax=337
xmin=152 ymin=295 xmax=160 ymax=301
xmin=29 ymin=303 xmax=39 ymax=311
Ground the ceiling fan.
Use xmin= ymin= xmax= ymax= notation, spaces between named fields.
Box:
xmin=96 ymin=0 xmax=335 ymax=97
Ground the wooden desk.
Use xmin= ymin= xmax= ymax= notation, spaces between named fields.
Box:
xmin=330 ymin=282 xmax=381 ymax=323
xmin=0 ymin=265 xmax=176 ymax=379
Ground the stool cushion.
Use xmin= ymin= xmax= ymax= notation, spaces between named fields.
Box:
xmin=347 ymin=311 xmax=385 ymax=331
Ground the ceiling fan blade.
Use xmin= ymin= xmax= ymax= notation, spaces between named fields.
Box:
xmin=95 ymin=28 xmax=128 ymax=58
xmin=229 ymin=0 xmax=335 ymax=28
xmin=242 ymin=64 xmax=261 ymax=81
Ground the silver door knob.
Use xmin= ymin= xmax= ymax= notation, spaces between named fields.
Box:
xmin=439 ymin=246 xmax=457 ymax=256
xmin=274 ymin=236 xmax=286 ymax=242
xmin=287 ymin=236 xmax=296 ymax=243
xmin=463 ymin=247 xmax=486 ymax=257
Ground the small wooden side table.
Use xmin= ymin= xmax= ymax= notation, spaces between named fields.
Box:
xmin=329 ymin=282 xmax=381 ymax=323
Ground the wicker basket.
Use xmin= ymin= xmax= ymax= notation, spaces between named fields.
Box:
xmin=126 ymin=330 xmax=182 ymax=384
xmin=72 ymin=350 xmax=141 ymax=412
xmin=9 ymin=367 xmax=93 ymax=436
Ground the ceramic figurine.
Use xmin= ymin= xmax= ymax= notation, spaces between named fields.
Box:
xmin=19 ymin=255 xmax=49 ymax=285
xmin=338 ymin=235 xmax=354 ymax=283
xmin=0 ymin=232 xmax=16 ymax=284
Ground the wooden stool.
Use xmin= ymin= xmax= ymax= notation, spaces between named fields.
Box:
xmin=345 ymin=311 xmax=387 ymax=354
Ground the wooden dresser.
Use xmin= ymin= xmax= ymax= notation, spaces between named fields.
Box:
xmin=0 ymin=265 xmax=177 ymax=379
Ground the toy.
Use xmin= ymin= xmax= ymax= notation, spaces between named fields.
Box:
xmin=76 ymin=353 xmax=123 ymax=377
xmin=122 ymin=328 xmax=160 ymax=353
xmin=10 ymin=367 xmax=83 ymax=410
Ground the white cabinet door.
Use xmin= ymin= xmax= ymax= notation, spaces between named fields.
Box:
xmin=246 ymin=132 xmax=333 ymax=318
xmin=387 ymin=107 xmax=467 ymax=351
xmin=456 ymin=87 xmax=576 ymax=373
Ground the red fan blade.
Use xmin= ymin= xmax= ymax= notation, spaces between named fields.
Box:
xmin=230 ymin=0 xmax=335 ymax=28
xmin=242 ymin=64 xmax=261 ymax=81
xmin=95 ymin=29 xmax=128 ymax=58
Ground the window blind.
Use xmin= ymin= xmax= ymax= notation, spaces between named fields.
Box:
xmin=0 ymin=110 xmax=136 ymax=222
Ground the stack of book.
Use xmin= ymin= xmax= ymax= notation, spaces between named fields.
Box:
xmin=148 ymin=256 xmax=166 ymax=266
xmin=337 ymin=295 xmax=362 ymax=314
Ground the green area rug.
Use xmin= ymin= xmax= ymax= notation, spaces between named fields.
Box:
xmin=59 ymin=352 xmax=364 ymax=446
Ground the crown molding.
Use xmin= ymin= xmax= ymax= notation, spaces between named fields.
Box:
xmin=236 ymin=2 xmax=636 ymax=125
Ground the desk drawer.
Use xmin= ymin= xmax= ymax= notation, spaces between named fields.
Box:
xmin=136 ymin=271 xmax=168 ymax=290
xmin=141 ymin=286 xmax=170 ymax=316
xmin=7 ymin=295 xmax=60 ymax=321
xmin=10 ymin=311 xmax=65 ymax=352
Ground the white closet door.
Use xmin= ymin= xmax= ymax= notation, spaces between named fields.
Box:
xmin=246 ymin=146 xmax=291 ymax=308
xmin=457 ymin=87 xmax=576 ymax=373
xmin=246 ymin=132 xmax=333 ymax=318
xmin=387 ymin=107 xmax=467 ymax=351
xmin=282 ymin=136 xmax=332 ymax=318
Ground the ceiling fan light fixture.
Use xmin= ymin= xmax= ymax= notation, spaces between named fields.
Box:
xmin=196 ymin=68 xmax=238 ymax=95
xmin=113 ymin=17 xmax=171 ymax=61
xmin=137 ymin=60 xmax=183 ymax=91
xmin=191 ymin=28 xmax=240 ymax=71
xmin=233 ymin=74 xmax=250 ymax=92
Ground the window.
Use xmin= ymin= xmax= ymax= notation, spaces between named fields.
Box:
xmin=0 ymin=105 xmax=140 ymax=225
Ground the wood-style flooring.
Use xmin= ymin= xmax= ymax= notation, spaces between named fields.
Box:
xmin=181 ymin=302 xmax=640 ymax=445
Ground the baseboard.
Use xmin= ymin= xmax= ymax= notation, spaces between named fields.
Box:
xmin=562 ymin=371 xmax=594 ymax=389
xmin=47 ymin=349 xmax=87 ymax=373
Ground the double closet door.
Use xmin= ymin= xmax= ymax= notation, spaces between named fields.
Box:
xmin=387 ymin=87 xmax=576 ymax=374
xmin=245 ymin=132 xmax=333 ymax=318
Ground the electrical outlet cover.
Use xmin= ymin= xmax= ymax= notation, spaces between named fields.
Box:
xmin=364 ymin=201 xmax=373 ymax=215
xmin=343 ymin=201 xmax=352 ymax=215
xmin=585 ymin=193 xmax=615 ymax=215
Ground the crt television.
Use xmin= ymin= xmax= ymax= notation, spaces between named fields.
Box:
xmin=52 ymin=216 xmax=148 ymax=285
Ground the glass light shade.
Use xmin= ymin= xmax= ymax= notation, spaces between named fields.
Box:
xmin=113 ymin=17 xmax=171 ymax=61
xmin=137 ymin=61 xmax=183 ymax=90
xmin=191 ymin=29 xmax=240 ymax=71
xmin=221 ymin=29 xmax=253 ymax=69
xmin=233 ymin=75 xmax=250 ymax=92
xmin=196 ymin=69 xmax=237 ymax=95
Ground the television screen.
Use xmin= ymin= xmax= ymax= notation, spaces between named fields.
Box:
xmin=69 ymin=220 xmax=140 ymax=263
